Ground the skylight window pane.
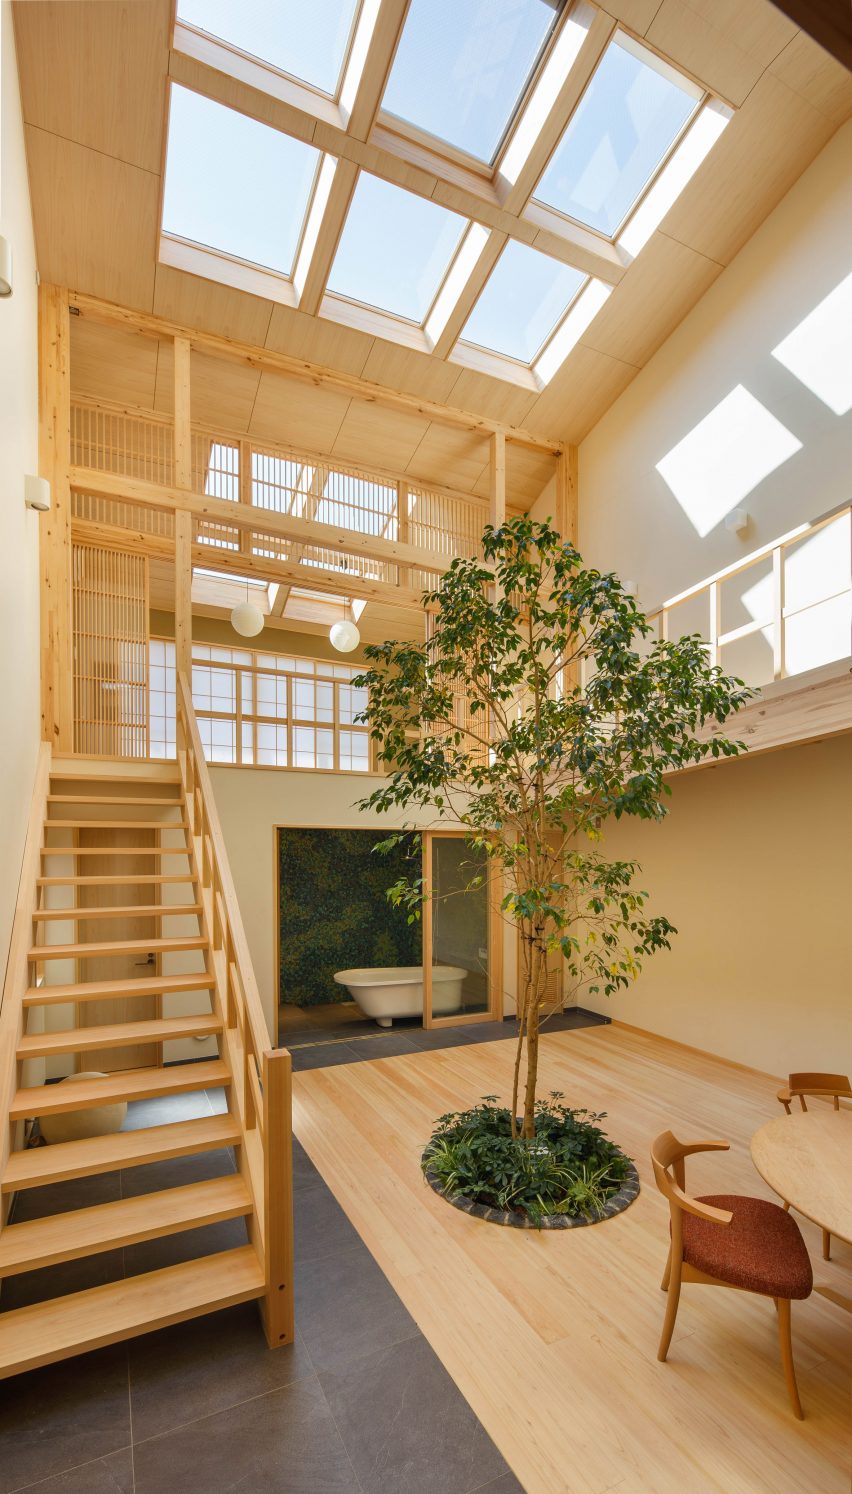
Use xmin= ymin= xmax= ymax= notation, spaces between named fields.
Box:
xmin=176 ymin=0 xmax=358 ymax=96
xmin=462 ymin=241 xmax=586 ymax=363
xmin=163 ymin=86 xmax=320 ymax=275
xmin=327 ymin=175 xmax=466 ymax=323
xmin=382 ymin=0 xmax=560 ymax=163
xmin=535 ymin=37 xmax=699 ymax=236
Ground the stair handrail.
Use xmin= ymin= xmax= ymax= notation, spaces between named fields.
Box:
xmin=0 ymin=742 xmax=52 ymax=1228
xmin=175 ymin=671 xmax=294 ymax=1348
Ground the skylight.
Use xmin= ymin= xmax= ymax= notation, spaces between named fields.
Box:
xmin=381 ymin=0 xmax=561 ymax=164
xmin=534 ymin=34 xmax=700 ymax=237
xmin=461 ymin=240 xmax=586 ymax=363
xmin=163 ymin=87 xmax=320 ymax=276
xmin=656 ymin=386 xmax=803 ymax=538
xmin=326 ymin=175 xmax=467 ymax=322
xmin=176 ymin=0 xmax=359 ymax=97
xmin=771 ymin=271 xmax=852 ymax=416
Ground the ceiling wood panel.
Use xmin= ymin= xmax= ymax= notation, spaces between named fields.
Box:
xmin=264 ymin=303 xmax=375 ymax=380
xmin=769 ymin=30 xmax=852 ymax=123
xmin=404 ymin=426 xmax=491 ymax=494
xmin=153 ymin=264 xmax=275 ymax=349
xmin=70 ymin=319 xmax=160 ymax=409
xmin=14 ymin=0 xmax=170 ymax=173
xmin=358 ymin=343 xmax=464 ymax=405
xmin=580 ymin=232 xmax=725 ymax=367
xmin=249 ymin=370 xmax=353 ymax=451
xmin=331 ymin=402 xmax=431 ymax=474
xmin=24 ymin=127 xmax=159 ymax=312
xmin=444 ymin=370 xmax=541 ymax=430
xmin=596 ymin=0 xmax=664 ymax=34
xmin=646 ymin=0 xmax=788 ymax=104
xmin=525 ymin=345 xmax=639 ymax=445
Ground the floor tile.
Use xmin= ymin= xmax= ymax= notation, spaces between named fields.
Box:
xmin=345 ymin=1033 xmax=421 ymax=1061
xmin=128 ymin=1305 xmax=313 ymax=1444
xmin=472 ymin=1473 xmax=525 ymax=1494
xmin=123 ymin=1216 xmax=249 ymax=1276
xmin=290 ymin=1043 xmax=360 ymax=1072
xmin=8 ymin=1169 xmax=121 ymax=1222
xmin=0 ymin=1248 xmax=125 ymax=1313
xmin=291 ymin=1138 xmax=321 ymax=1193
xmin=132 ymin=1378 xmax=357 ymax=1494
xmin=297 ymin=1244 xmax=418 ymax=1377
xmin=294 ymin=1180 xmax=361 ymax=1264
xmin=319 ymin=1334 xmax=510 ymax=1494
xmin=119 ymin=1145 xmax=236 ymax=1199
xmin=0 ymin=1347 xmax=130 ymax=1494
xmin=14 ymin=1447 xmax=134 ymax=1493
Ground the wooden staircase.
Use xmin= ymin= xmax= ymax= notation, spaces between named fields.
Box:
xmin=0 ymin=677 xmax=293 ymax=1377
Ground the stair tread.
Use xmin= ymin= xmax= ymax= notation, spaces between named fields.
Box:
xmin=48 ymin=796 xmax=182 ymax=806
xmin=0 ymin=1247 xmax=264 ymax=1378
xmin=42 ymin=846 xmax=190 ymax=857
xmin=37 ymin=875 xmax=198 ymax=886
xmin=0 ymin=1176 xmax=250 ymax=1276
xmin=24 ymin=972 xmax=213 ymax=1005
xmin=30 ymin=935 xmax=207 ymax=960
xmin=2 ymin=1115 xmax=240 ymax=1192
xmin=18 ymin=1013 xmax=221 ymax=1059
xmin=33 ymin=903 xmax=202 ymax=920
xmin=44 ymin=820 xmax=189 ymax=830
xmin=11 ymin=1060 xmax=229 ymax=1119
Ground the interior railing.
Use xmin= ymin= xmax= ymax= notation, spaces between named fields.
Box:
xmin=176 ymin=671 xmax=294 ymax=1346
xmin=647 ymin=502 xmax=852 ymax=688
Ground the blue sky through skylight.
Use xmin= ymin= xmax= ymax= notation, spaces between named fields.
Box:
xmin=163 ymin=86 xmax=320 ymax=276
xmin=176 ymin=0 xmax=358 ymax=96
xmin=382 ymin=0 xmax=560 ymax=163
xmin=462 ymin=240 xmax=586 ymax=362
xmin=326 ymin=175 xmax=467 ymax=322
xmin=535 ymin=37 xmax=699 ymax=236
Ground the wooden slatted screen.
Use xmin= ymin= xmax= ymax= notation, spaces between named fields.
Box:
xmin=72 ymin=542 xmax=150 ymax=757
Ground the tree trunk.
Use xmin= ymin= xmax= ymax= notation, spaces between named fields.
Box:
xmin=521 ymin=933 xmax=545 ymax=1138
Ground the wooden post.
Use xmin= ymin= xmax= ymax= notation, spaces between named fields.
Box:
xmin=38 ymin=285 xmax=73 ymax=750
xmin=260 ymin=1048 xmax=295 ymax=1348
xmin=173 ymin=336 xmax=191 ymax=489
xmin=489 ymin=431 xmax=506 ymax=529
xmin=397 ymin=481 xmax=410 ymax=588
xmin=555 ymin=447 xmax=578 ymax=550
xmin=175 ymin=509 xmax=192 ymax=679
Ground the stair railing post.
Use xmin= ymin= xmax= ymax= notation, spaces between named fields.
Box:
xmin=260 ymin=1047 xmax=294 ymax=1349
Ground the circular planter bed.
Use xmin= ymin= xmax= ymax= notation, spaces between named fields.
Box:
xmin=421 ymin=1094 xmax=639 ymax=1230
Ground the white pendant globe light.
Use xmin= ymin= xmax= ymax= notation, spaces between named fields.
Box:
xmin=329 ymin=619 xmax=360 ymax=653
xmin=230 ymin=580 xmax=264 ymax=638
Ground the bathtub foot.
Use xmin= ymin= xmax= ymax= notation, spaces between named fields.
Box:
xmin=376 ymin=1017 xmax=393 ymax=1029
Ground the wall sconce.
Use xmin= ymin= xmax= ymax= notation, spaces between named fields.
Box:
xmin=25 ymin=475 xmax=51 ymax=511
xmin=0 ymin=237 xmax=12 ymax=298
xmin=725 ymin=508 xmax=749 ymax=535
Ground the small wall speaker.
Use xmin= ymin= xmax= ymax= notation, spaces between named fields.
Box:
xmin=25 ymin=475 xmax=51 ymax=512
xmin=725 ymin=508 xmax=749 ymax=535
xmin=0 ymin=236 xmax=11 ymax=297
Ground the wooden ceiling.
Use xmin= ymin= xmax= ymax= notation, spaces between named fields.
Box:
xmin=14 ymin=0 xmax=852 ymax=465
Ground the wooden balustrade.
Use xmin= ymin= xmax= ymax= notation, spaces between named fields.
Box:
xmin=175 ymin=671 xmax=294 ymax=1347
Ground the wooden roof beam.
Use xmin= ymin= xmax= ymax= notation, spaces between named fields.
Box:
xmin=68 ymin=291 xmax=563 ymax=454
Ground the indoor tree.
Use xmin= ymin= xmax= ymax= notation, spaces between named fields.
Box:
xmin=355 ymin=518 xmax=751 ymax=1141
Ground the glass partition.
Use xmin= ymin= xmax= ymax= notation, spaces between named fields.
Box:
xmin=425 ymin=835 xmax=492 ymax=1025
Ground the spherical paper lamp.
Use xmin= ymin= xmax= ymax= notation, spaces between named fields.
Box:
xmin=330 ymin=619 xmax=360 ymax=653
xmin=230 ymin=600 xmax=264 ymax=637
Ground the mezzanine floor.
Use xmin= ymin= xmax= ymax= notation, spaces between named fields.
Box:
xmin=293 ymin=1023 xmax=852 ymax=1494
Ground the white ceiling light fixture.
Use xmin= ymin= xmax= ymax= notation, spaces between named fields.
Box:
xmin=230 ymin=580 xmax=264 ymax=637
xmin=330 ymin=618 xmax=361 ymax=653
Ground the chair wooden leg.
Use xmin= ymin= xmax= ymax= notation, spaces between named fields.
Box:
xmin=782 ymin=1200 xmax=790 ymax=1212
xmin=657 ymin=1259 xmax=682 ymax=1362
xmin=776 ymin=1298 xmax=804 ymax=1420
xmin=822 ymin=1229 xmax=831 ymax=1261
xmin=660 ymin=1246 xmax=671 ymax=1291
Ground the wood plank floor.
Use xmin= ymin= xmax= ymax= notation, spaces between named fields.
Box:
xmin=292 ymin=1024 xmax=852 ymax=1494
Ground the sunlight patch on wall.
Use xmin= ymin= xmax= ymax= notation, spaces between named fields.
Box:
xmin=656 ymin=385 xmax=802 ymax=538
xmin=771 ymin=270 xmax=852 ymax=416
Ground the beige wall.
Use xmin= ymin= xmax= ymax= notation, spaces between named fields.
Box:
xmin=0 ymin=2 xmax=40 ymax=971
xmin=578 ymin=120 xmax=852 ymax=609
xmin=582 ymin=737 xmax=852 ymax=1078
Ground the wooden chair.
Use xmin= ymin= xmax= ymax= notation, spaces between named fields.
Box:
xmin=651 ymin=1130 xmax=813 ymax=1419
xmin=776 ymin=1072 xmax=852 ymax=1260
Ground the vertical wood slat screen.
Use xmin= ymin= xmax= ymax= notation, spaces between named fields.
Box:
xmin=72 ymin=542 xmax=150 ymax=757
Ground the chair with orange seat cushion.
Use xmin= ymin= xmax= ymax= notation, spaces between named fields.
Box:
xmin=775 ymin=1072 xmax=852 ymax=1259
xmin=650 ymin=1130 xmax=813 ymax=1419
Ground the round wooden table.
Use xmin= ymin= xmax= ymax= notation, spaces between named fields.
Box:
xmin=751 ymin=1110 xmax=852 ymax=1311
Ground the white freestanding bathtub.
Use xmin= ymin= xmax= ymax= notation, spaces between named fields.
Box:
xmin=333 ymin=965 xmax=466 ymax=1027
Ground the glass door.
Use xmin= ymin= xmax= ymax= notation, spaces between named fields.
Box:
xmin=423 ymin=833 xmax=497 ymax=1028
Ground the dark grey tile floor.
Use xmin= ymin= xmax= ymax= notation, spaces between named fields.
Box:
xmin=0 ymin=1084 xmax=523 ymax=1494
xmin=284 ymin=1007 xmax=609 ymax=1070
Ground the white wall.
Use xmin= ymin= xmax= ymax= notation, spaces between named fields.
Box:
xmin=570 ymin=119 xmax=852 ymax=1077
xmin=579 ymin=120 xmax=852 ymax=612
xmin=0 ymin=2 xmax=40 ymax=972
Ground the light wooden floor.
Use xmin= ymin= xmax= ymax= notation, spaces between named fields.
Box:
xmin=292 ymin=1024 xmax=852 ymax=1494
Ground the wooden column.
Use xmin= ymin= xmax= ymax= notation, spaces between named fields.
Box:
xmin=555 ymin=447 xmax=578 ymax=550
xmin=260 ymin=1048 xmax=295 ymax=1348
xmin=175 ymin=509 xmax=192 ymax=679
xmin=397 ymin=481 xmax=410 ymax=587
xmin=38 ymin=284 xmax=73 ymax=750
xmin=489 ymin=431 xmax=506 ymax=529
xmin=173 ymin=336 xmax=191 ymax=489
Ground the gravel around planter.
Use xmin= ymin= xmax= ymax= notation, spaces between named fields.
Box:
xmin=422 ymin=1153 xmax=640 ymax=1229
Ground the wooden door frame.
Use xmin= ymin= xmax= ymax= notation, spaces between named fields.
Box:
xmin=421 ymin=830 xmax=503 ymax=1030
